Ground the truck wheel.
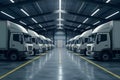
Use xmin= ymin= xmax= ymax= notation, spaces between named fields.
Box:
xmin=9 ymin=53 xmax=18 ymax=61
xmin=101 ymin=53 xmax=112 ymax=61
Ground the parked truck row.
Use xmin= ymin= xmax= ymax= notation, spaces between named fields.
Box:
xmin=0 ymin=21 xmax=54 ymax=61
xmin=66 ymin=20 xmax=120 ymax=61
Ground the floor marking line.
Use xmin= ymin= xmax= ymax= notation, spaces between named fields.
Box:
xmin=73 ymin=53 xmax=120 ymax=79
xmin=0 ymin=53 xmax=46 ymax=79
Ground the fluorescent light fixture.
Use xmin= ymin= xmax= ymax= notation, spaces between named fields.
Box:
xmin=58 ymin=26 xmax=63 ymax=29
xmin=31 ymin=18 xmax=37 ymax=23
xmin=91 ymin=9 xmax=100 ymax=16
xmin=55 ymin=10 xmax=66 ymax=13
xmin=57 ymin=24 xmax=63 ymax=26
xmin=57 ymin=18 xmax=64 ymax=21
xmin=20 ymin=9 xmax=29 ymax=16
xmin=83 ymin=18 xmax=89 ymax=23
xmin=74 ymin=28 xmax=77 ymax=31
xmin=10 ymin=0 xmax=14 ymax=3
xmin=1 ymin=11 xmax=15 ymax=19
xmin=105 ymin=11 xmax=119 ymax=19
xmin=43 ymin=28 xmax=46 ymax=30
xmin=77 ymin=24 xmax=81 ymax=28
xmin=19 ymin=21 xmax=26 ymax=25
xmin=106 ymin=0 xmax=111 ymax=3
xmin=93 ymin=21 xmax=100 ymax=25
xmin=39 ymin=24 xmax=43 ymax=28
xmin=85 ymin=26 xmax=90 ymax=29
xmin=29 ymin=26 xmax=34 ymax=29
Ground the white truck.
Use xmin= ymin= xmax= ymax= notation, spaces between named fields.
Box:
xmin=72 ymin=35 xmax=81 ymax=52
xmin=87 ymin=21 xmax=120 ymax=61
xmin=39 ymin=35 xmax=48 ymax=52
xmin=0 ymin=21 xmax=33 ymax=61
xmin=78 ymin=29 xmax=92 ymax=55
xmin=28 ymin=29 xmax=40 ymax=55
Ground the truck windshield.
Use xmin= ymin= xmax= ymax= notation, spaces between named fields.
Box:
xmin=24 ymin=34 xmax=32 ymax=44
xmin=88 ymin=33 xmax=97 ymax=43
xmin=77 ymin=38 xmax=81 ymax=44
xmin=39 ymin=38 xmax=43 ymax=44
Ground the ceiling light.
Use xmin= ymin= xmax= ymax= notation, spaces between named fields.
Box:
xmin=10 ymin=0 xmax=14 ymax=3
xmin=55 ymin=10 xmax=66 ymax=13
xmin=31 ymin=18 xmax=37 ymax=23
xmin=106 ymin=0 xmax=111 ymax=3
xmin=29 ymin=26 xmax=34 ymax=29
xmin=1 ymin=11 xmax=15 ymax=19
xmin=19 ymin=21 xmax=26 ymax=25
xmin=105 ymin=11 xmax=119 ymax=19
xmin=20 ymin=9 xmax=29 ymax=16
xmin=58 ymin=26 xmax=63 ymax=29
xmin=83 ymin=18 xmax=89 ymax=23
xmin=93 ymin=21 xmax=100 ymax=25
xmin=74 ymin=28 xmax=77 ymax=31
xmin=43 ymin=28 xmax=46 ymax=31
xmin=57 ymin=24 xmax=63 ymax=26
xmin=91 ymin=9 xmax=100 ymax=16
xmin=85 ymin=26 xmax=90 ymax=29
xmin=39 ymin=24 xmax=43 ymax=28
xmin=77 ymin=24 xmax=81 ymax=28
xmin=57 ymin=18 xmax=64 ymax=21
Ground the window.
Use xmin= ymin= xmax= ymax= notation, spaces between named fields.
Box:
xmin=101 ymin=34 xmax=107 ymax=42
xmin=32 ymin=38 xmax=35 ymax=43
xmin=13 ymin=34 xmax=19 ymax=42
xmin=85 ymin=38 xmax=88 ymax=43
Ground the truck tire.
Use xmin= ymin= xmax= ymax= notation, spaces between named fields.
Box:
xmin=100 ymin=53 xmax=112 ymax=61
xmin=8 ymin=53 xmax=18 ymax=61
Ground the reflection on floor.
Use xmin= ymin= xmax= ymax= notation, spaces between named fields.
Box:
xmin=1 ymin=48 xmax=120 ymax=80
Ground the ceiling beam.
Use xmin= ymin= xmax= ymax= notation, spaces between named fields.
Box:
xmin=65 ymin=19 xmax=95 ymax=27
xmin=67 ymin=11 xmax=106 ymax=21
xmin=11 ymin=12 xmax=53 ymax=21
xmin=78 ymin=0 xmax=120 ymax=9
xmin=0 ymin=0 xmax=42 ymax=10
xmin=25 ymin=20 xmax=55 ymax=26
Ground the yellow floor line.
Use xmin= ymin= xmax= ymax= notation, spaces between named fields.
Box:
xmin=0 ymin=54 xmax=46 ymax=79
xmin=73 ymin=53 xmax=120 ymax=79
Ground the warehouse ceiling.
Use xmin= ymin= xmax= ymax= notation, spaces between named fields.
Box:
xmin=0 ymin=0 xmax=120 ymax=33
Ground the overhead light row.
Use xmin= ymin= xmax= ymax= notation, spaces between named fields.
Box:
xmin=106 ymin=0 xmax=111 ymax=3
xmin=93 ymin=21 xmax=100 ymax=25
xmin=19 ymin=21 xmax=27 ymax=25
xmin=105 ymin=11 xmax=119 ymax=19
xmin=10 ymin=0 xmax=14 ymax=3
xmin=0 ymin=11 xmax=15 ymax=19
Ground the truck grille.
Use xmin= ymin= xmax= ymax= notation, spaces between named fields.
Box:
xmin=28 ymin=46 xmax=32 ymax=50
xmin=87 ymin=46 xmax=91 ymax=51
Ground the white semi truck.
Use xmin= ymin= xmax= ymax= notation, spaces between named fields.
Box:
xmin=28 ymin=29 xmax=40 ymax=55
xmin=39 ymin=35 xmax=48 ymax=52
xmin=0 ymin=21 xmax=33 ymax=61
xmin=78 ymin=29 xmax=92 ymax=55
xmin=87 ymin=21 xmax=120 ymax=61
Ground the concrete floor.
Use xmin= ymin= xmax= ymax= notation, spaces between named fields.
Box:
xmin=0 ymin=48 xmax=120 ymax=80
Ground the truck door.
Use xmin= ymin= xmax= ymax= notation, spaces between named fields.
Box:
xmin=10 ymin=33 xmax=24 ymax=51
xmin=95 ymin=33 xmax=110 ymax=51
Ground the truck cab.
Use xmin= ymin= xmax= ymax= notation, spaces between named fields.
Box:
xmin=78 ymin=29 xmax=92 ymax=55
xmin=0 ymin=21 xmax=33 ymax=60
xmin=87 ymin=22 xmax=112 ymax=61
xmin=28 ymin=29 xmax=40 ymax=55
